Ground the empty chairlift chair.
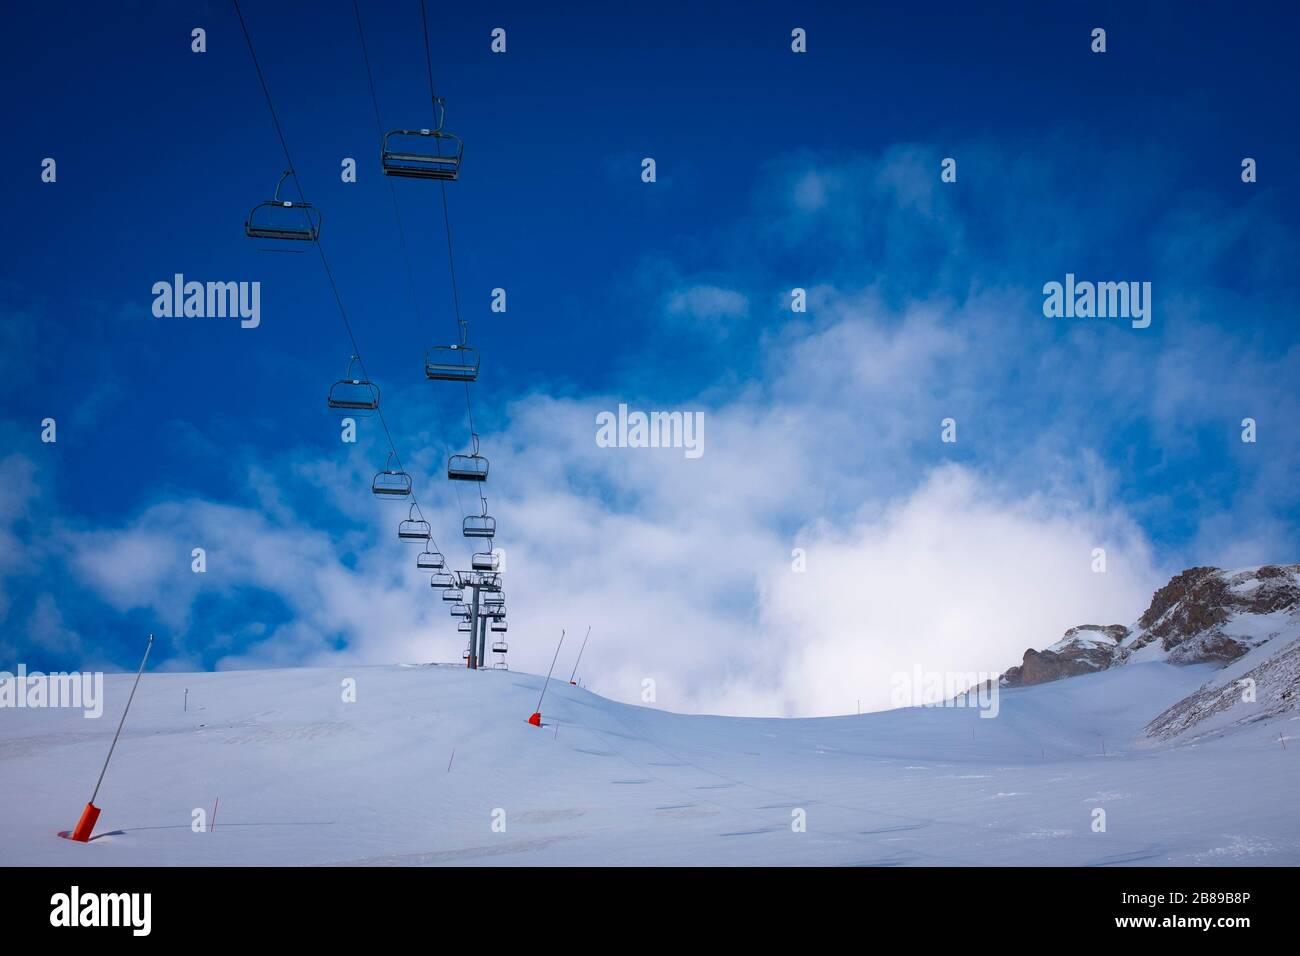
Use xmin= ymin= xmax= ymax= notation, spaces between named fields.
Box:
xmin=457 ymin=620 xmax=472 ymax=634
xmin=328 ymin=355 xmax=380 ymax=415
xmin=450 ymin=603 xmax=471 ymax=618
xmin=471 ymin=551 xmax=499 ymax=572
xmin=429 ymin=571 xmax=455 ymax=589
xmin=424 ymin=344 xmax=479 ymax=383
xmin=448 ymin=435 xmax=488 ymax=482
xmin=417 ymin=549 xmax=445 ymax=571
xmin=482 ymin=589 xmax=505 ymax=607
xmin=245 ymin=170 xmax=321 ymax=242
xmin=397 ymin=504 xmax=432 ymax=542
xmin=490 ymin=619 xmax=507 ymax=635
xmin=381 ymin=98 xmax=463 ymax=181
xmin=463 ymin=513 xmax=496 ymax=539
xmin=441 ymin=587 xmax=464 ymax=603
xmin=372 ymin=452 xmax=413 ymax=498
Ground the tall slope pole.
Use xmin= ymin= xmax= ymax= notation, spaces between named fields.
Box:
xmin=69 ymin=633 xmax=154 ymax=842
xmin=568 ymin=626 xmax=592 ymax=686
xmin=528 ymin=629 xmax=565 ymax=727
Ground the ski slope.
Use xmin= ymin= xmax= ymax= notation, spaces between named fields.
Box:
xmin=1 ymin=662 xmax=1297 ymax=866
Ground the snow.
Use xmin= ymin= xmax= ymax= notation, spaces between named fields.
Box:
xmin=1 ymin=661 xmax=1297 ymax=866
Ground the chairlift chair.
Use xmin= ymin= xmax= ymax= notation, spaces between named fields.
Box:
xmin=482 ymin=590 xmax=505 ymax=607
xmin=441 ymin=588 xmax=464 ymax=602
xmin=457 ymin=620 xmax=472 ymax=633
xmin=463 ymin=514 xmax=496 ymax=538
xmin=448 ymin=434 xmax=489 ymax=482
xmin=492 ymin=636 xmax=508 ymax=651
xmin=471 ymin=551 xmax=499 ymax=572
xmin=397 ymin=504 xmax=431 ymax=542
xmin=425 ymin=344 xmax=479 ymax=383
xmin=430 ymin=571 xmax=455 ymax=589
xmin=417 ymin=549 xmax=445 ymax=571
xmin=450 ymin=603 xmax=471 ymax=617
xmin=371 ymin=451 xmax=412 ymax=498
xmin=490 ymin=620 xmax=507 ymax=634
xmin=245 ymin=170 xmax=321 ymax=241
xmin=381 ymin=99 xmax=463 ymax=181
xmin=328 ymin=355 xmax=380 ymax=414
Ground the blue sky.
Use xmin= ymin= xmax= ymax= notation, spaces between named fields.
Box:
xmin=1 ymin=1 xmax=1297 ymax=714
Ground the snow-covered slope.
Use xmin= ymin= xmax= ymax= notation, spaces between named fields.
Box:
xmin=1 ymin=661 xmax=1296 ymax=866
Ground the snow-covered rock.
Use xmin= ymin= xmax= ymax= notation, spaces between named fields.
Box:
xmin=1000 ymin=565 xmax=1300 ymax=739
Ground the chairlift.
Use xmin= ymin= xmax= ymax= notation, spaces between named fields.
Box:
xmin=471 ymin=551 xmax=499 ymax=572
xmin=450 ymin=603 xmax=471 ymax=617
xmin=245 ymin=170 xmax=321 ymax=241
xmin=372 ymin=451 xmax=412 ymax=498
xmin=417 ymin=549 xmax=445 ymax=571
xmin=430 ymin=571 xmax=455 ymax=589
xmin=424 ymin=344 xmax=480 ymax=383
xmin=492 ymin=637 xmax=508 ymax=653
xmin=457 ymin=620 xmax=472 ymax=633
xmin=441 ymin=588 xmax=464 ymax=602
xmin=463 ymin=514 xmax=496 ymax=538
xmin=448 ymin=434 xmax=488 ymax=482
xmin=328 ymin=355 xmax=380 ymax=414
xmin=397 ymin=504 xmax=431 ymax=542
xmin=482 ymin=590 xmax=505 ymax=606
xmin=462 ymin=646 xmax=471 ymax=660
xmin=490 ymin=620 xmax=507 ymax=634
xmin=381 ymin=98 xmax=463 ymax=181
xmin=477 ymin=574 xmax=502 ymax=592
xmin=486 ymin=605 xmax=506 ymax=620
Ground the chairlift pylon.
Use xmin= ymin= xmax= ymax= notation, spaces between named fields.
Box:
xmin=245 ymin=170 xmax=321 ymax=242
xmin=381 ymin=98 xmax=463 ymax=181
xmin=328 ymin=355 xmax=380 ymax=414
xmin=372 ymin=451 xmax=412 ymax=498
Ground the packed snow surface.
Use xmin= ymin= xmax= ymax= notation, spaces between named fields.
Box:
xmin=1 ymin=662 xmax=1296 ymax=865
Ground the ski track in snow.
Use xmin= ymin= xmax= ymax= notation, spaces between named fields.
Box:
xmin=1 ymin=662 xmax=1297 ymax=866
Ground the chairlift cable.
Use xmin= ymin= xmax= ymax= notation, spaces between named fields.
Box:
xmin=233 ymin=0 xmax=444 ymax=554
xmin=351 ymin=0 xmax=426 ymax=333
xmin=417 ymin=0 xmax=492 ymax=530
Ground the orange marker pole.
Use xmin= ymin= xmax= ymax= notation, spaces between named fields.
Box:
xmin=529 ymin=629 xmax=565 ymax=727
xmin=70 ymin=634 xmax=154 ymax=843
